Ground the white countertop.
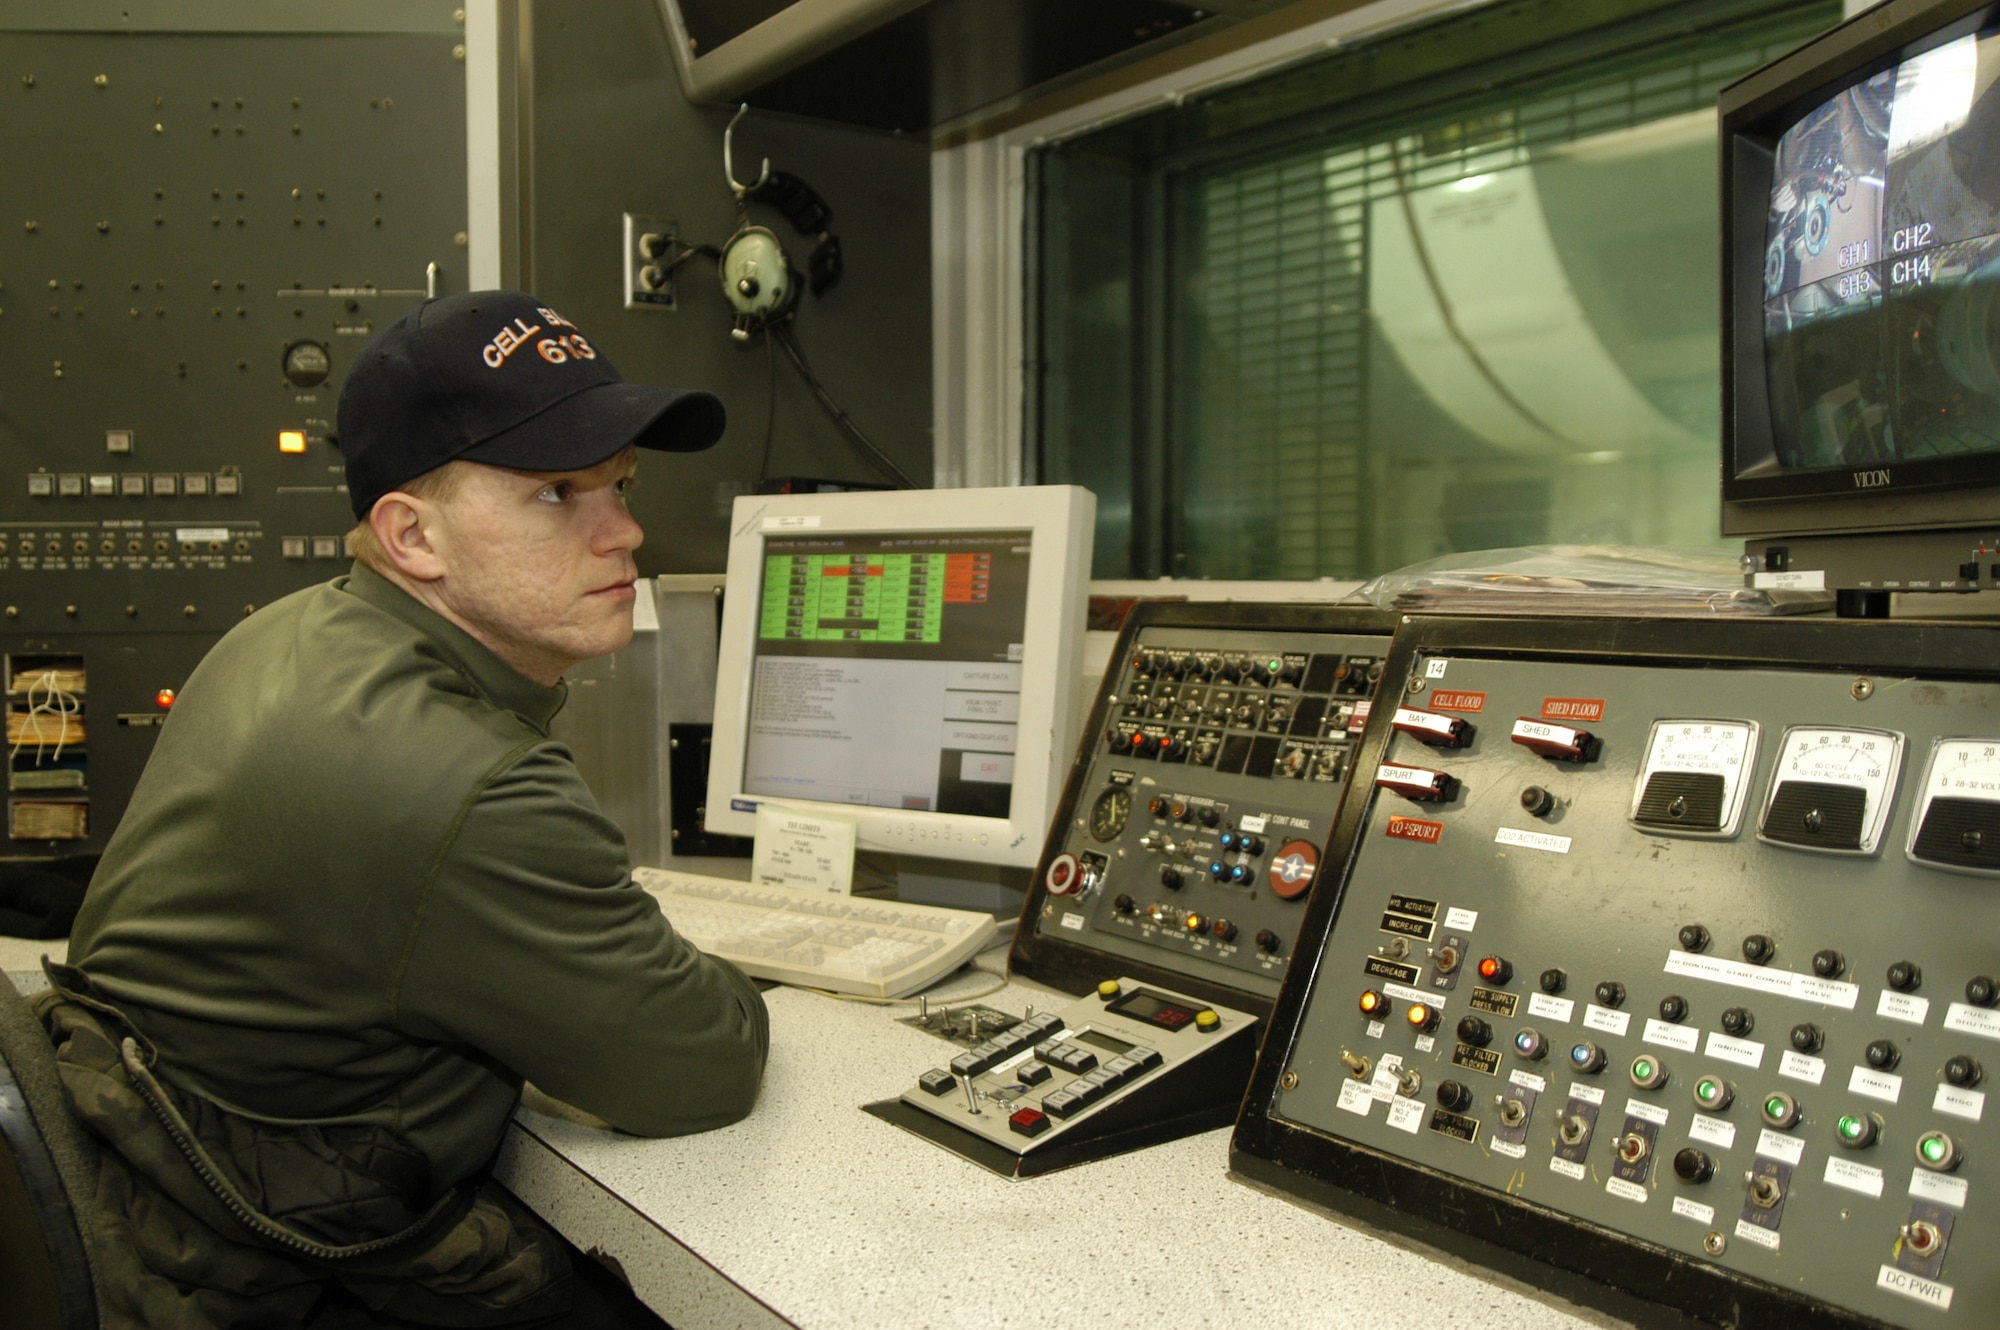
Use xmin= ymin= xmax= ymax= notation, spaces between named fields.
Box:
xmin=498 ymin=963 xmax=1628 ymax=1330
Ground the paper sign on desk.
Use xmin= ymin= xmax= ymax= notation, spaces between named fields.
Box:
xmin=753 ymin=807 xmax=857 ymax=894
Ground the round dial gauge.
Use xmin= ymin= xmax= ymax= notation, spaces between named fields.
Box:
xmin=1906 ymin=738 xmax=2000 ymax=875
xmin=1088 ymin=786 xmax=1133 ymax=842
xmin=1757 ymin=726 xmax=1903 ymax=855
xmin=1630 ymin=720 xmax=1760 ymax=837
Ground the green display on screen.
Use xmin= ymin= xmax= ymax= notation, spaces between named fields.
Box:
xmin=759 ymin=552 xmax=952 ymax=644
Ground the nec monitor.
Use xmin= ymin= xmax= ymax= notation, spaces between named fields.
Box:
xmin=705 ymin=486 xmax=1095 ymax=870
xmin=1721 ymin=0 xmax=2000 ymax=556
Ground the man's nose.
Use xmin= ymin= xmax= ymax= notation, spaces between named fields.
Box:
xmin=592 ymin=489 xmax=645 ymax=554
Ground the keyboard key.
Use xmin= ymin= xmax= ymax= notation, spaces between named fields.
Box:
xmin=1016 ymin=1061 xmax=1052 ymax=1086
xmin=1129 ymin=1047 xmax=1164 ymax=1072
xmin=918 ymin=1069 xmax=955 ymax=1096
xmin=1102 ymin=1054 xmax=1141 ymax=1083
xmin=1009 ymin=1107 xmax=1051 ymax=1138
xmin=1041 ymin=1090 xmax=1081 ymax=1119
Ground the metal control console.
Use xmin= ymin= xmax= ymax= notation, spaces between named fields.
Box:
xmin=1234 ymin=615 xmax=2000 ymax=1329
xmin=1013 ymin=602 xmax=1393 ymax=1016
xmin=866 ymin=977 xmax=1257 ymax=1177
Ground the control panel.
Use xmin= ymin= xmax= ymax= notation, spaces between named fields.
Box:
xmin=1 ymin=8 xmax=471 ymax=858
xmin=1013 ymin=602 xmax=1393 ymax=1015
xmin=1234 ymin=615 xmax=2000 ymax=1329
xmin=865 ymin=977 xmax=1258 ymax=1176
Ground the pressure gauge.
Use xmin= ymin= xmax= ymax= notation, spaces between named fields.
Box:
xmin=1088 ymin=786 xmax=1132 ymax=842
xmin=1630 ymin=720 xmax=1759 ymax=837
xmin=1757 ymin=726 xmax=1903 ymax=855
xmin=1906 ymin=738 xmax=2000 ymax=875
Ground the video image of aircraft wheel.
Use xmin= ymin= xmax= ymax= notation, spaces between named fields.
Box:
xmin=1804 ymin=195 xmax=1832 ymax=255
xmin=1765 ymin=237 xmax=1789 ymax=296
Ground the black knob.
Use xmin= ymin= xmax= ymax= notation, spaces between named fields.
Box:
xmin=1968 ymin=976 xmax=1999 ymax=1008
xmin=1436 ymin=1079 xmax=1472 ymax=1112
xmin=1159 ymin=865 xmax=1184 ymax=891
xmin=1147 ymin=795 xmax=1167 ymax=816
xmin=1812 ymin=949 xmax=1846 ymax=979
xmin=1240 ymin=835 xmax=1265 ymax=857
xmin=1520 ymin=785 xmax=1555 ymax=818
xmin=1540 ymin=968 xmax=1568 ymax=995
xmin=1720 ymin=1007 xmax=1754 ymax=1037
xmin=1456 ymin=1016 xmax=1493 ymax=1048
xmin=1790 ymin=1022 xmax=1824 ymax=1054
xmin=1944 ymin=1055 xmax=1984 ymax=1088
xmin=1211 ymin=918 xmax=1238 ymax=942
xmin=1255 ymin=929 xmax=1281 ymax=955
xmin=1113 ymin=894 xmax=1135 ymax=915
xmin=1677 ymin=923 xmax=1711 ymax=953
xmin=1198 ymin=806 xmax=1220 ymax=828
xmin=1658 ymin=994 xmax=1688 ymax=1024
xmin=1887 ymin=960 xmax=1923 ymax=993
xmin=1594 ymin=981 xmax=1626 ymax=1009
xmin=1673 ymin=1147 xmax=1715 ymax=1184
xmin=1741 ymin=934 xmax=1774 ymax=965
xmin=1864 ymin=1038 xmax=1900 ymax=1071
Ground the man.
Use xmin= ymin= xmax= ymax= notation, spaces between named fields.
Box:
xmin=39 ymin=291 xmax=769 ymax=1328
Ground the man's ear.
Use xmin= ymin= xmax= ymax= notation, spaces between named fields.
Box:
xmin=369 ymin=493 xmax=448 ymax=583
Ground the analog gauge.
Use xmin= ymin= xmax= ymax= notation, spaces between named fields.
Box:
xmin=1906 ymin=738 xmax=2000 ymax=875
xmin=1089 ymin=786 xmax=1133 ymax=842
xmin=1630 ymin=720 xmax=1760 ymax=837
xmin=1758 ymin=726 xmax=1903 ymax=855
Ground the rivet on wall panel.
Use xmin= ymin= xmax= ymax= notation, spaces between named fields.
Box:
xmin=24 ymin=220 xmax=37 ymax=232
xmin=22 ymin=75 xmax=34 ymax=87
xmin=93 ymin=74 xmax=107 ymax=87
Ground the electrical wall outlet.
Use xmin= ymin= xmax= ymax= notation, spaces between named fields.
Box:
xmin=623 ymin=213 xmax=678 ymax=310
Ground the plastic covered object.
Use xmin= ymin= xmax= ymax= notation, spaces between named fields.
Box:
xmin=1348 ymin=545 xmax=1832 ymax=617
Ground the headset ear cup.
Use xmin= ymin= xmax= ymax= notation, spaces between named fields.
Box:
xmin=808 ymin=234 xmax=843 ymax=297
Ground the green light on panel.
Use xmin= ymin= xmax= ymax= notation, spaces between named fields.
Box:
xmin=1697 ymin=1079 xmax=1720 ymax=1103
xmin=1765 ymin=1096 xmax=1788 ymax=1118
xmin=1634 ymin=1059 xmax=1654 ymax=1080
xmin=1922 ymin=1136 xmax=1948 ymax=1163
xmin=1838 ymin=1115 xmax=1865 ymax=1140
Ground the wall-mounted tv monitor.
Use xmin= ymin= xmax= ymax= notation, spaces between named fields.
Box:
xmin=1721 ymin=0 xmax=2000 ymax=554
xmin=705 ymin=486 xmax=1095 ymax=869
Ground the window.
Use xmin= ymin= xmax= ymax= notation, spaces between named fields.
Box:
xmin=1033 ymin=0 xmax=1841 ymax=579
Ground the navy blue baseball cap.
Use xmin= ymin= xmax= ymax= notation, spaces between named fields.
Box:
xmin=335 ymin=290 xmax=726 ymax=518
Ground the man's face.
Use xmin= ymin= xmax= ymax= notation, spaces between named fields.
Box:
xmin=424 ymin=448 xmax=644 ymax=684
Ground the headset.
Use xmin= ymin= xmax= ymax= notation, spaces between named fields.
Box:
xmin=719 ymin=106 xmax=843 ymax=342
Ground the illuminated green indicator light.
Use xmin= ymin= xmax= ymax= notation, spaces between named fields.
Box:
xmin=1922 ymin=1136 xmax=1948 ymax=1163
xmin=1766 ymin=1096 xmax=1788 ymax=1118
xmin=1267 ymin=658 xmax=1282 ymax=672
xmin=1634 ymin=1059 xmax=1654 ymax=1080
xmin=1697 ymin=1079 xmax=1720 ymax=1102
xmin=1839 ymin=1115 xmax=1866 ymax=1140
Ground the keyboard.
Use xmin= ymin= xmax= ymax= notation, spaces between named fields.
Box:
xmin=632 ymin=867 xmax=1003 ymax=999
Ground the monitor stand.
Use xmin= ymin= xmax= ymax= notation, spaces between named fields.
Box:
xmin=855 ymin=851 xmax=1029 ymax=918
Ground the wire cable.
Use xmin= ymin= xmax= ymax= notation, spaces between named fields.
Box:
xmin=771 ymin=323 xmax=920 ymax=489
xmin=756 ymin=324 xmax=777 ymax=485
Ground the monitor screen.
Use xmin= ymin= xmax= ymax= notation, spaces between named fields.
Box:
xmin=706 ymin=486 xmax=1095 ymax=869
xmin=743 ymin=529 xmax=1032 ymax=820
xmin=1754 ymin=22 xmax=2000 ymax=482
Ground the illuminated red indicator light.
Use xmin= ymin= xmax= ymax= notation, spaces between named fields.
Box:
xmin=1477 ymin=955 xmax=1513 ymax=984
xmin=155 ymin=688 xmax=176 ymax=709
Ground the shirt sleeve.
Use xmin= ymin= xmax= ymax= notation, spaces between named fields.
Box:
xmin=390 ymin=742 xmax=769 ymax=1137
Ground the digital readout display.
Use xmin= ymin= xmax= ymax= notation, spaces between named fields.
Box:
xmin=1108 ymin=989 xmax=1199 ymax=1032
xmin=1073 ymin=1028 xmax=1136 ymax=1056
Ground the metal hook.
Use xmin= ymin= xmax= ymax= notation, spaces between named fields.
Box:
xmin=723 ymin=103 xmax=769 ymax=198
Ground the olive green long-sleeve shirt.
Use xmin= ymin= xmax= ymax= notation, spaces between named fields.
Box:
xmin=68 ymin=564 xmax=768 ymax=1196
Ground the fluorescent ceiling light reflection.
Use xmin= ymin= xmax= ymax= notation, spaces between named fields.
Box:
xmin=1452 ymin=174 xmax=1493 ymax=192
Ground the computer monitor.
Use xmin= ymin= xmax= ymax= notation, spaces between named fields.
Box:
xmin=1720 ymin=0 xmax=2000 ymax=593
xmin=704 ymin=486 xmax=1095 ymax=870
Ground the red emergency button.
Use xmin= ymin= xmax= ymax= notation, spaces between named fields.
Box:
xmin=1510 ymin=717 xmax=1598 ymax=762
xmin=1392 ymin=706 xmax=1475 ymax=748
xmin=1009 ymin=1107 xmax=1051 ymax=1138
xmin=1046 ymin=853 xmax=1080 ymax=896
xmin=1376 ymin=763 xmax=1456 ymax=803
